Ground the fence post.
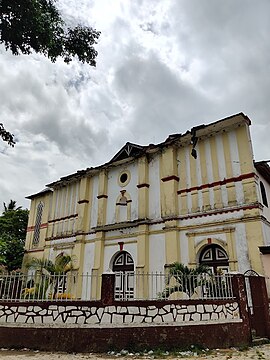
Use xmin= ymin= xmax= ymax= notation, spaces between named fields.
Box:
xmin=231 ymin=274 xmax=252 ymax=342
xmin=101 ymin=272 xmax=115 ymax=305
xmin=248 ymin=276 xmax=270 ymax=338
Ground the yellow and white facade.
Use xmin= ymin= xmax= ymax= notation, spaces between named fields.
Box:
xmin=24 ymin=113 xmax=270 ymax=296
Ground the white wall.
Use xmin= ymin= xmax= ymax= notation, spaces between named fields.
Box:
xmin=148 ymin=234 xmax=165 ymax=273
xmin=149 ymin=155 xmax=161 ymax=219
xmin=228 ymin=130 xmax=244 ymax=205
xmin=106 ymin=162 xmax=138 ymax=225
xmin=90 ymin=175 xmax=99 ymax=229
xmin=103 ymin=241 xmax=137 ymax=272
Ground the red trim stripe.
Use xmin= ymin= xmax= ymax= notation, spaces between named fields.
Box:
xmin=177 ymin=172 xmax=255 ymax=195
xmin=137 ymin=183 xmax=150 ymax=188
xmin=161 ymin=175 xmax=180 ymax=182
xmin=97 ymin=194 xmax=108 ymax=199
xmin=78 ymin=199 xmax=89 ymax=204
xmin=27 ymin=223 xmax=48 ymax=232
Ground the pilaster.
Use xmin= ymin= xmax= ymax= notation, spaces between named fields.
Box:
xmin=76 ymin=177 xmax=92 ymax=233
xmin=199 ymin=141 xmax=210 ymax=211
xmin=209 ymin=137 xmax=222 ymax=209
xmin=91 ymin=231 xmax=105 ymax=299
xmin=178 ymin=147 xmax=188 ymax=215
xmin=245 ymin=220 xmax=264 ymax=274
xmin=137 ymin=156 xmax=149 ymax=219
xmin=164 ymin=220 xmax=179 ymax=265
xmin=97 ymin=170 xmax=108 ymax=226
xmin=235 ymin=125 xmax=257 ymax=204
xmin=136 ymin=224 xmax=149 ymax=298
xmin=160 ymin=147 xmax=179 ymax=217
xmin=222 ymin=132 xmax=237 ymax=206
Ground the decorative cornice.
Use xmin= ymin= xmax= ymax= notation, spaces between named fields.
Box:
xmin=48 ymin=214 xmax=78 ymax=224
xmin=137 ymin=183 xmax=150 ymax=188
xmin=45 ymin=233 xmax=77 ymax=241
xmin=177 ymin=204 xmax=260 ymax=221
xmin=178 ymin=172 xmax=256 ymax=195
xmin=161 ymin=175 xmax=180 ymax=182
xmin=25 ymin=248 xmax=44 ymax=253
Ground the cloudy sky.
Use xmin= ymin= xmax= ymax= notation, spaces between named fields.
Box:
xmin=1 ymin=0 xmax=270 ymax=210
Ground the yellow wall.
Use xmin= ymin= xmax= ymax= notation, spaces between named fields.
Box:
xmin=24 ymin=116 xmax=267 ymax=283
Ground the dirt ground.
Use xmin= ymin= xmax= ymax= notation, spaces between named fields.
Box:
xmin=0 ymin=344 xmax=270 ymax=360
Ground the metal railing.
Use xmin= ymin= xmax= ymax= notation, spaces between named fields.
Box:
xmin=114 ymin=271 xmax=235 ymax=301
xmin=0 ymin=271 xmax=235 ymax=302
xmin=0 ymin=272 xmax=101 ymax=302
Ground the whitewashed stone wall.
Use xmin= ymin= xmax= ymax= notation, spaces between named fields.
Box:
xmin=0 ymin=302 xmax=241 ymax=327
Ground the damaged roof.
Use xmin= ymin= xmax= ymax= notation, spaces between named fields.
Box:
xmin=254 ymin=161 xmax=270 ymax=184
xmin=26 ymin=187 xmax=53 ymax=200
xmin=27 ymin=112 xmax=250 ymax=194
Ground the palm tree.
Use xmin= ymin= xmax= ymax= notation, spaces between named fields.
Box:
xmin=25 ymin=254 xmax=74 ymax=299
xmin=3 ymin=200 xmax=22 ymax=213
xmin=26 ymin=254 xmax=73 ymax=275
xmin=163 ymin=262 xmax=211 ymax=298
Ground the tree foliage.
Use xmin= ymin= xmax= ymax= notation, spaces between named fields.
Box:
xmin=0 ymin=201 xmax=29 ymax=271
xmin=0 ymin=0 xmax=100 ymax=146
xmin=161 ymin=262 xmax=211 ymax=299
xmin=3 ymin=200 xmax=21 ymax=212
xmin=0 ymin=1 xmax=100 ymax=146
xmin=25 ymin=253 xmax=74 ymax=299
xmin=26 ymin=253 xmax=74 ymax=274
xmin=0 ymin=123 xmax=15 ymax=147
xmin=0 ymin=0 xmax=100 ymax=65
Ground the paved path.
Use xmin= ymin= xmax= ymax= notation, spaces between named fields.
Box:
xmin=0 ymin=344 xmax=269 ymax=359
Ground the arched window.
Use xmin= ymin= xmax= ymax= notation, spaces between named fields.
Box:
xmin=32 ymin=202 xmax=44 ymax=247
xmin=113 ymin=251 xmax=134 ymax=272
xmin=199 ymin=244 xmax=229 ymax=274
xmin=260 ymin=181 xmax=268 ymax=207
xmin=115 ymin=190 xmax=132 ymax=222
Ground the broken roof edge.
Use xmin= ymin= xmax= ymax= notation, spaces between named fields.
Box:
xmin=254 ymin=160 xmax=270 ymax=184
xmin=46 ymin=112 xmax=250 ymax=188
xmin=26 ymin=187 xmax=53 ymax=200
xmin=259 ymin=245 xmax=270 ymax=255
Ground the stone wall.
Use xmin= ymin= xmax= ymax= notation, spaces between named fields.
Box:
xmin=0 ymin=274 xmax=253 ymax=351
xmin=0 ymin=301 xmax=241 ymax=326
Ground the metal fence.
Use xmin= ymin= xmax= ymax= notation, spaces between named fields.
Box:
xmin=114 ymin=271 xmax=235 ymax=301
xmin=0 ymin=272 xmax=101 ymax=302
xmin=0 ymin=271 xmax=235 ymax=302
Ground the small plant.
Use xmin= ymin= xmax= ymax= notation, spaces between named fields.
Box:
xmin=161 ymin=263 xmax=211 ymax=299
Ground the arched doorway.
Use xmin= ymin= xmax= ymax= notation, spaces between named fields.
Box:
xmin=112 ymin=251 xmax=134 ymax=300
xmin=199 ymin=244 xmax=229 ymax=274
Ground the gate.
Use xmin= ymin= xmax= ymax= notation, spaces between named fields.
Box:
xmin=244 ymin=270 xmax=270 ymax=338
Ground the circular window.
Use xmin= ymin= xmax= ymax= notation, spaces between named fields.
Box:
xmin=118 ymin=170 xmax=130 ymax=187
xmin=120 ymin=173 xmax=128 ymax=184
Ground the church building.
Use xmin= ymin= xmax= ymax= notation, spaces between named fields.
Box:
xmin=23 ymin=113 xmax=270 ymax=298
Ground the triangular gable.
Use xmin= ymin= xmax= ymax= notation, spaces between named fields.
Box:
xmin=110 ymin=142 xmax=145 ymax=163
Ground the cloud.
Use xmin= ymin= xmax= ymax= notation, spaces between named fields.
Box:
xmin=1 ymin=0 xmax=270 ymax=209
